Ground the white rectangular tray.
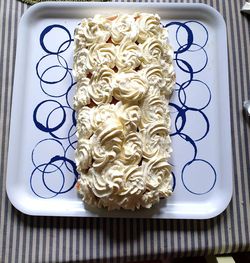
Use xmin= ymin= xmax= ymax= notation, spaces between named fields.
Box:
xmin=6 ymin=2 xmax=232 ymax=219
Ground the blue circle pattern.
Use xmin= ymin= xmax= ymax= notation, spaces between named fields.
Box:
xmin=165 ymin=21 xmax=217 ymax=195
xmin=32 ymin=24 xmax=77 ymax=198
xmin=31 ymin=22 xmax=217 ymax=198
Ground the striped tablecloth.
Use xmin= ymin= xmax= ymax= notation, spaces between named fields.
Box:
xmin=0 ymin=0 xmax=249 ymax=262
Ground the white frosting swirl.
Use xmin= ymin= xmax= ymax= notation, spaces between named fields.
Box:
xmin=113 ymin=72 xmax=148 ymax=102
xmin=89 ymin=162 xmax=124 ymax=198
xmin=116 ymin=40 xmax=142 ymax=71
xmin=144 ymin=157 xmax=172 ymax=193
xmin=140 ymin=38 xmax=165 ymax=64
xmin=140 ymin=95 xmax=169 ymax=128
xmin=74 ymin=16 xmax=111 ymax=48
xmin=86 ymin=43 xmax=116 ymax=71
xmin=91 ymin=142 xmax=111 ymax=170
xmin=92 ymin=115 xmax=123 ymax=170
xmin=91 ymin=104 xmax=117 ymax=131
xmin=111 ymin=14 xmax=138 ymax=44
xmin=163 ymin=43 xmax=175 ymax=64
xmin=77 ymin=176 xmax=99 ymax=207
xmin=76 ymin=107 xmax=93 ymax=139
xmin=142 ymin=64 xmax=174 ymax=97
xmin=141 ymin=121 xmax=171 ymax=159
xmin=88 ymin=67 xmax=114 ymax=104
xmin=120 ymin=132 xmax=142 ymax=165
xmin=161 ymin=61 xmax=176 ymax=96
xmin=118 ymin=103 xmax=141 ymax=132
xmin=121 ymin=165 xmax=145 ymax=196
xmin=75 ymin=138 xmax=92 ymax=172
xmin=73 ymin=77 xmax=91 ymax=111
xmin=136 ymin=13 xmax=166 ymax=43
xmin=73 ymin=48 xmax=88 ymax=80
xmin=91 ymin=170 xmax=115 ymax=198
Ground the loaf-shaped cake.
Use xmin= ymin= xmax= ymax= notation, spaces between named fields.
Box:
xmin=73 ymin=13 xmax=175 ymax=210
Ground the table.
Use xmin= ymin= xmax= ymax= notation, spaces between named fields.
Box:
xmin=0 ymin=0 xmax=249 ymax=262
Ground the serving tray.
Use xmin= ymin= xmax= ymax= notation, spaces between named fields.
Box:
xmin=6 ymin=2 xmax=232 ymax=219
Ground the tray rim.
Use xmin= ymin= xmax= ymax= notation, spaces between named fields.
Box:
xmin=6 ymin=1 xmax=233 ymax=219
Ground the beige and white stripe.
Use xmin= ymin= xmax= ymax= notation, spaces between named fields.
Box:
xmin=0 ymin=0 xmax=250 ymax=262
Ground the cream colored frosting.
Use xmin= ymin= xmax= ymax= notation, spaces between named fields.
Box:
xmin=86 ymin=43 xmax=116 ymax=71
xmin=73 ymin=77 xmax=91 ymax=110
xmin=73 ymin=12 xmax=176 ymax=211
xmin=111 ymin=14 xmax=138 ymax=44
xmin=113 ymin=71 xmax=148 ymax=102
xmin=116 ymin=40 xmax=142 ymax=71
xmin=88 ymin=67 xmax=114 ymax=104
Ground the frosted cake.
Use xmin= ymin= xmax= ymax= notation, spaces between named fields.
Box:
xmin=73 ymin=13 xmax=176 ymax=210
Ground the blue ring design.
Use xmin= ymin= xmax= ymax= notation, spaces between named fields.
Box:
xmin=30 ymin=163 xmax=65 ymax=199
xmin=165 ymin=22 xmax=194 ymax=54
xmin=175 ymin=43 xmax=208 ymax=74
xmin=40 ymin=69 xmax=74 ymax=98
xmin=181 ymin=159 xmax=217 ymax=195
xmin=31 ymin=138 xmax=65 ymax=173
xmin=46 ymin=106 xmax=75 ymax=140
xmin=33 ymin=100 xmax=66 ymax=133
xmin=178 ymin=79 xmax=211 ymax=110
xmin=176 ymin=21 xmax=208 ymax=51
xmin=173 ymin=105 xmax=210 ymax=142
xmin=57 ymin=39 xmax=74 ymax=70
xmin=30 ymin=156 xmax=78 ymax=198
xmin=42 ymin=155 xmax=78 ymax=194
xmin=171 ymin=172 xmax=176 ymax=192
xmin=31 ymin=24 xmax=78 ymax=198
xmin=36 ymin=54 xmax=69 ymax=84
xmin=174 ymin=58 xmax=194 ymax=89
xmin=166 ymin=21 xmax=217 ymax=195
xmin=40 ymin=24 xmax=72 ymax=55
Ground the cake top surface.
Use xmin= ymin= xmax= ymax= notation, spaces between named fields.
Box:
xmin=73 ymin=13 xmax=175 ymax=210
